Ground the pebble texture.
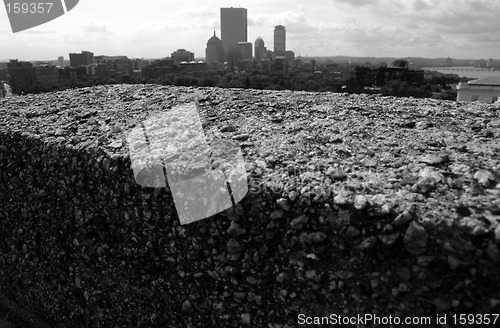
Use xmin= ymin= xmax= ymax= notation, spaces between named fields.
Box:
xmin=0 ymin=85 xmax=499 ymax=327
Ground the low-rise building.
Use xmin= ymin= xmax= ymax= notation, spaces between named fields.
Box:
xmin=62 ymin=66 xmax=88 ymax=81
xmin=142 ymin=59 xmax=176 ymax=80
xmin=272 ymin=56 xmax=289 ymax=75
xmin=285 ymin=51 xmax=295 ymax=68
xmin=88 ymin=63 xmax=111 ymax=78
xmin=34 ymin=66 xmax=61 ymax=87
xmin=69 ymin=51 xmax=94 ymax=67
xmin=171 ymin=49 xmax=194 ymax=65
xmin=94 ymin=55 xmax=132 ymax=74
xmin=457 ymin=76 xmax=500 ymax=103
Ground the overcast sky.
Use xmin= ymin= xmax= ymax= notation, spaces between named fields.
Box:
xmin=1 ymin=0 xmax=500 ymax=61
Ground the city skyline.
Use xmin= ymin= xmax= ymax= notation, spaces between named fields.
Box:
xmin=2 ymin=0 xmax=500 ymax=61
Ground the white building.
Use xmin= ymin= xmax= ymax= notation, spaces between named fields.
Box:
xmin=457 ymin=76 xmax=500 ymax=103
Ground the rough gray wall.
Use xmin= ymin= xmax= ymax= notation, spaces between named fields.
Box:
xmin=0 ymin=85 xmax=499 ymax=327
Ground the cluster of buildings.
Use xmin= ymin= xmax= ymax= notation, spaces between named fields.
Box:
xmin=0 ymin=6 xmax=298 ymax=95
xmin=204 ymin=7 xmax=295 ymax=73
xmin=0 ymin=53 xmax=148 ymax=95
xmin=146 ymin=7 xmax=296 ymax=74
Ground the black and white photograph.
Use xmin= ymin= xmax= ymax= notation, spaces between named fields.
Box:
xmin=1 ymin=1 xmax=500 ymax=327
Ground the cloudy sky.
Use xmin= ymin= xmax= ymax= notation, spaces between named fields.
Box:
xmin=1 ymin=0 xmax=500 ymax=61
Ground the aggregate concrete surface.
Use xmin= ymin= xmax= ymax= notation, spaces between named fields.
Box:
xmin=0 ymin=84 xmax=499 ymax=327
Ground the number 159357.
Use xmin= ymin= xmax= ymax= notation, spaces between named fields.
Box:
xmin=452 ymin=314 xmax=499 ymax=325
xmin=5 ymin=2 xmax=53 ymax=14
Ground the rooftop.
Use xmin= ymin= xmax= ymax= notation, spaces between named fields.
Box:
xmin=468 ymin=75 xmax=500 ymax=85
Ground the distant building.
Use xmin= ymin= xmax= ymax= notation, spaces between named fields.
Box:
xmin=62 ymin=66 xmax=88 ymax=81
xmin=254 ymin=37 xmax=266 ymax=63
xmin=62 ymin=67 xmax=77 ymax=81
xmin=205 ymin=31 xmax=225 ymax=66
xmin=94 ymin=55 xmax=132 ymax=74
xmin=274 ymin=25 xmax=286 ymax=56
xmin=285 ymin=50 xmax=295 ymax=67
xmin=34 ymin=66 xmax=61 ymax=87
xmin=445 ymin=57 xmax=453 ymax=67
xmin=226 ymin=42 xmax=252 ymax=70
xmin=69 ymin=51 xmax=94 ymax=67
xmin=132 ymin=58 xmax=144 ymax=71
xmin=171 ymin=49 xmax=194 ymax=64
xmin=58 ymin=56 xmax=65 ymax=67
xmin=272 ymin=56 xmax=289 ymax=75
xmin=261 ymin=58 xmax=271 ymax=73
xmin=237 ymin=42 xmax=252 ymax=61
xmin=265 ymin=50 xmax=274 ymax=61
xmin=220 ymin=7 xmax=247 ymax=58
xmin=142 ymin=58 xmax=176 ymax=80
xmin=457 ymin=76 xmax=500 ymax=103
xmin=88 ymin=63 xmax=111 ymax=78
xmin=377 ymin=60 xmax=424 ymax=85
xmin=7 ymin=59 xmax=35 ymax=94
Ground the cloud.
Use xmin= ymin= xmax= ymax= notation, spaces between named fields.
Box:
xmin=412 ymin=0 xmax=430 ymax=10
xmin=160 ymin=21 xmax=189 ymax=31
xmin=82 ymin=23 xmax=108 ymax=33
xmin=331 ymin=0 xmax=372 ymax=6
xmin=390 ymin=0 xmax=500 ymax=43
xmin=249 ymin=10 xmax=308 ymax=28
xmin=176 ymin=6 xmax=217 ymax=17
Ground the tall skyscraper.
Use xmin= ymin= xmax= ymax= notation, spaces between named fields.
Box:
xmin=274 ymin=25 xmax=286 ymax=56
xmin=220 ymin=7 xmax=247 ymax=54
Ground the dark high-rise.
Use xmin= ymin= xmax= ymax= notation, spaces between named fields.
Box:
xmin=220 ymin=7 xmax=247 ymax=55
xmin=274 ymin=25 xmax=286 ymax=56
